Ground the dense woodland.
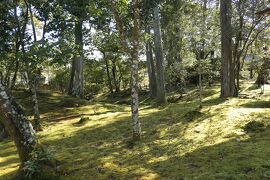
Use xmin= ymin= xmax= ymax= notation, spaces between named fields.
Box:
xmin=1 ymin=0 xmax=270 ymax=179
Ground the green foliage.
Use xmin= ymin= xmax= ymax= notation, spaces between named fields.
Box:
xmin=165 ymin=61 xmax=187 ymax=93
xmin=23 ymin=146 xmax=53 ymax=179
xmin=49 ymin=68 xmax=70 ymax=93
xmin=84 ymin=59 xmax=106 ymax=94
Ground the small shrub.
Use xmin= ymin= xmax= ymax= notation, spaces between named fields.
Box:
xmin=23 ymin=146 xmax=54 ymax=179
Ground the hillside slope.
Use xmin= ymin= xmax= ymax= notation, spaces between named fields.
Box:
xmin=1 ymin=82 xmax=270 ymax=179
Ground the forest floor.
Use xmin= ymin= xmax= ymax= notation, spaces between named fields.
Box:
xmin=1 ymin=81 xmax=270 ymax=179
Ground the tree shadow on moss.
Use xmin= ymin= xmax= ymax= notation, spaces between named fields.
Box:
xmin=146 ymin=130 xmax=270 ymax=179
xmin=2 ymin=105 xmax=270 ymax=179
xmin=37 ymin=108 xmax=270 ymax=179
xmin=240 ymin=101 xmax=270 ymax=108
xmin=31 ymin=101 xmax=229 ymax=179
xmin=203 ymin=97 xmax=228 ymax=106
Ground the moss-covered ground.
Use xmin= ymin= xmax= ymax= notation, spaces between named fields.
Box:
xmin=1 ymin=82 xmax=270 ymax=179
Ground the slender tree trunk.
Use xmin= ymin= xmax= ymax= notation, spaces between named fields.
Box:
xmin=31 ymin=75 xmax=41 ymax=131
xmin=145 ymin=26 xmax=157 ymax=97
xmin=250 ymin=69 xmax=253 ymax=79
xmin=102 ymin=52 xmax=114 ymax=93
xmin=28 ymin=2 xmax=41 ymax=131
xmin=29 ymin=3 xmax=37 ymax=42
xmin=71 ymin=19 xmax=84 ymax=98
xmin=111 ymin=0 xmax=141 ymax=141
xmin=68 ymin=60 xmax=75 ymax=95
xmin=233 ymin=7 xmax=244 ymax=96
xmin=220 ymin=0 xmax=234 ymax=97
xmin=130 ymin=1 xmax=141 ymax=141
xmin=10 ymin=3 xmax=21 ymax=90
xmin=199 ymin=52 xmax=203 ymax=109
xmin=153 ymin=6 xmax=167 ymax=104
xmin=112 ymin=58 xmax=120 ymax=92
xmin=10 ymin=60 xmax=19 ymax=90
xmin=0 ymin=122 xmax=8 ymax=140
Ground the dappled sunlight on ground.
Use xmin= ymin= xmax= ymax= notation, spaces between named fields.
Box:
xmin=1 ymin=82 xmax=270 ymax=179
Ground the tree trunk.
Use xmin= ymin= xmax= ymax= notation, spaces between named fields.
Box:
xmin=68 ymin=59 xmax=75 ymax=95
xmin=0 ymin=122 xmax=8 ymax=140
xmin=250 ymin=69 xmax=253 ymax=79
xmin=103 ymin=52 xmax=114 ymax=93
xmin=112 ymin=58 xmax=120 ymax=92
xmin=111 ymin=0 xmax=141 ymax=141
xmin=0 ymin=83 xmax=55 ymax=178
xmin=199 ymin=52 xmax=203 ymax=109
xmin=28 ymin=2 xmax=41 ymax=131
xmin=30 ymin=75 xmax=41 ymax=131
xmin=10 ymin=60 xmax=19 ymax=90
xmin=130 ymin=2 xmax=141 ymax=141
xmin=71 ymin=19 xmax=84 ymax=98
xmin=0 ymin=83 xmax=37 ymax=165
xmin=220 ymin=0 xmax=234 ymax=97
xmin=145 ymin=26 xmax=157 ymax=98
xmin=153 ymin=6 xmax=167 ymax=104
xmin=10 ymin=3 xmax=20 ymax=90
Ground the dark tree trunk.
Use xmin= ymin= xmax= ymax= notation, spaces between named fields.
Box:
xmin=153 ymin=6 xmax=167 ymax=104
xmin=145 ymin=26 xmax=157 ymax=98
xmin=68 ymin=59 xmax=75 ymax=95
xmin=250 ymin=69 xmax=253 ymax=79
xmin=220 ymin=0 xmax=234 ymax=97
xmin=10 ymin=60 xmax=19 ymax=90
xmin=10 ymin=3 xmax=21 ymax=90
xmin=71 ymin=19 xmax=84 ymax=98
xmin=112 ymin=58 xmax=120 ymax=92
xmin=102 ymin=52 xmax=114 ymax=93
xmin=0 ymin=122 xmax=8 ymax=140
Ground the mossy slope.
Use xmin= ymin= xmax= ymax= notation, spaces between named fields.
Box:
xmin=1 ymin=82 xmax=270 ymax=179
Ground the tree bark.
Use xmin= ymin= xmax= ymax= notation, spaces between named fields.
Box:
xmin=130 ymin=0 xmax=141 ymax=141
xmin=28 ymin=1 xmax=41 ymax=131
xmin=220 ymin=0 xmax=234 ymax=97
xmin=71 ymin=19 xmax=84 ymax=98
xmin=68 ymin=59 xmax=75 ymax=95
xmin=10 ymin=3 xmax=21 ymax=90
xmin=0 ymin=83 xmax=37 ymax=165
xmin=145 ymin=26 xmax=157 ymax=98
xmin=30 ymin=75 xmax=41 ymax=131
xmin=0 ymin=122 xmax=8 ymax=140
xmin=102 ymin=51 xmax=114 ymax=94
xmin=111 ymin=57 xmax=120 ymax=92
xmin=111 ymin=0 xmax=141 ymax=141
xmin=153 ymin=6 xmax=167 ymax=104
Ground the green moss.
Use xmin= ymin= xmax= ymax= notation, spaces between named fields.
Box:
xmin=243 ymin=121 xmax=266 ymax=133
xmin=1 ymin=82 xmax=270 ymax=179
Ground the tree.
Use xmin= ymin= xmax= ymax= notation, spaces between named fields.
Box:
xmin=111 ymin=0 xmax=141 ymax=141
xmin=0 ymin=83 xmax=53 ymax=178
xmin=153 ymin=5 xmax=167 ymax=104
xmin=145 ymin=26 xmax=157 ymax=97
xmin=220 ymin=0 xmax=234 ymax=97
